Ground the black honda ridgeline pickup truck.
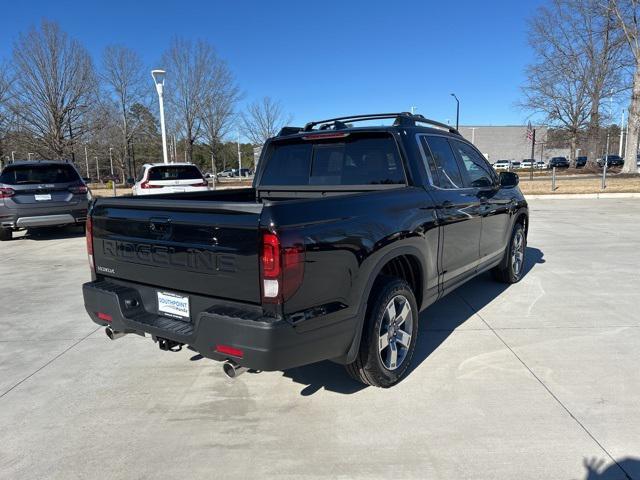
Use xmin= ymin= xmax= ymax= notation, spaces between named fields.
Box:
xmin=83 ymin=113 xmax=528 ymax=387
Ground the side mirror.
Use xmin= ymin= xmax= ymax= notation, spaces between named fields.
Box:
xmin=126 ymin=177 xmax=135 ymax=186
xmin=499 ymin=171 xmax=519 ymax=188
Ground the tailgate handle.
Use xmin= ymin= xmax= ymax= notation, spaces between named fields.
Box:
xmin=149 ymin=217 xmax=172 ymax=238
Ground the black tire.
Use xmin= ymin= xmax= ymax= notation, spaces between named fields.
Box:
xmin=492 ymin=222 xmax=526 ymax=284
xmin=345 ymin=276 xmax=419 ymax=388
xmin=0 ymin=228 xmax=12 ymax=241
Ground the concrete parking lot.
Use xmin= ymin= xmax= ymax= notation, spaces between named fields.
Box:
xmin=1 ymin=199 xmax=639 ymax=480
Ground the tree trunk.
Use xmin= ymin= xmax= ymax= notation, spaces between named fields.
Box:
xmin=570 ymin=133 xmax=577 ymax=167
xmin=623 ymin=66 xmax=640 ymax=174
xmin=587 ymin=103 xmax=600 ymax=163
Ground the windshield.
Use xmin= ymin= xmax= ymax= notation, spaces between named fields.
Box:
xmin=0 ymin=164 xmax=80 ymax=185
xmin=147 ymin=165 xmax=204 ymax=181
xmin=260 ymin=133 xmax=406 ymax=186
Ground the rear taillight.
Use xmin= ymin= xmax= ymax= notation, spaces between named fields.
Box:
xmin=0 ymin=187 xmax=15 ymax=199
xmin=86 ymin=217 xmax=94 ymax=270
xmin=260 ymin=231 xmax=305 ymax=304
xmin=69 ymin=185 xmax=88 ymax=194
xmin=140 ymin=180 xmax=161 ymax=189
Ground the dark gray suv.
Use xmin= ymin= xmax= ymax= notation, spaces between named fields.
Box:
xmin=0 ymin=161 xmax=89 ymax=241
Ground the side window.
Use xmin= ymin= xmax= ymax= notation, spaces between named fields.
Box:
xmin=418 ymin=136 xmax=440 ymax=186
xmin=450 ymin=140 xmax=496 ymax=188
xmin=424 ymin=136 xmax=464 ymax=189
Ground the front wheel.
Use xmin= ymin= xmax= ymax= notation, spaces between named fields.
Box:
xmin=492 ymin=222 xmax=526 ymax=284
xmin=345 ymin=277 xmax=419 ymax=388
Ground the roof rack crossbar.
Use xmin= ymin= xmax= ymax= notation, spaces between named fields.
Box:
xmin=302 ymin=112 xmax=460 ymax=135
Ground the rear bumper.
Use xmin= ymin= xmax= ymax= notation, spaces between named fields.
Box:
xmin=82 ymin=279 xmax=358 ymax=371
xmin=0 ymin=205 xmax=87 ymax=229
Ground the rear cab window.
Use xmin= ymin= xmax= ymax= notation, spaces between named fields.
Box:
xmin=0 ymin=164 xmax=80 ymax=185
xmin=147 ymin=165 xmax=204 ymax=181
xmin=260 ymin=132 xmax=406 ymax=186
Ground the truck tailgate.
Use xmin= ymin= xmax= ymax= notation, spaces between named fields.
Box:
xmin=91 ymin=197 xmax=264 ymax=304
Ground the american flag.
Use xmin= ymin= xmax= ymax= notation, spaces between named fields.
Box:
xmin=526 ymin=122 xmax=534 ymax=142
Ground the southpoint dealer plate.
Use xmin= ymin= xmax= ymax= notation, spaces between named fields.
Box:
xmin=157 ymin=291 xmax=190 ymax=319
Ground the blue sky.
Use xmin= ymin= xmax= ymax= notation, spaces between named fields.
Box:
xmin=0 ymin=0 xmax=544 ymax=128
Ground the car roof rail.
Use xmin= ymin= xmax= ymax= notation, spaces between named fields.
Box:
xmin=302 ymin=112 xmax=461 ymax=135
xmin=277 ymin=126 xmax=304 ymax=136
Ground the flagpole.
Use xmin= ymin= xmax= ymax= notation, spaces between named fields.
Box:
xmin=528 ymin=123 xmax=535 ymax=181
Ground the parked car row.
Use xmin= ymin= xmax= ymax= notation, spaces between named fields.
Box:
xmin=210 ymin=168 xmax=254 ymax=178
xmin=491 ymin=154 xmax=638 ymax=171
xmin=493 ymin=159 xmax=546 ymax=170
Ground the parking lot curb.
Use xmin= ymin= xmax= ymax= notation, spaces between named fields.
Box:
xmin=526 ymin=192 xmax=640 ymax=200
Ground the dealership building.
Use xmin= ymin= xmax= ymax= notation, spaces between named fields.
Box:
xmin=458 ymin=125 xmax=568 ymax=163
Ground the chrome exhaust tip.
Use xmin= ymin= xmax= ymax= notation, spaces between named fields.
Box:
xmin=105 ymin=327 xmax=126 ymax=340
xmin=222 ymin=361 xmax=248 ymax=379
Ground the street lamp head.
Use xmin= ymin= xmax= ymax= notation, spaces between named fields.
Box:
xmin=151 ymin=69 xmax=166 ymax=96
xmin=151 ymin=69 xmax=166 ymax=85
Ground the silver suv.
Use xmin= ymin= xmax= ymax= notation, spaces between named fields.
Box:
xmin=0 ymin=161 xmax=89 ymax=241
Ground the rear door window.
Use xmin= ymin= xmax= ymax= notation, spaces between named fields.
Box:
xmin=0 ymin=164 xmax=80 ymax=185
xmin=260 ymin=133 xmax=406 ymax=186
xmin=148 ymin=165 xmax=203 ymax=181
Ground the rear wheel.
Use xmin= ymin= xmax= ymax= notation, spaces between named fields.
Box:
xmin=492 ymin=222 xmax=526 ymax=284
xmin=346 ymin=277 xmax=419 ymax=388
xmin=0 ymin=228 xmax=12 ymax=241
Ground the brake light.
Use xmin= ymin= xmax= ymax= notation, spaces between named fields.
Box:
xmin=260 ymin=231 xmax=305 ymax=304
xmin=69 ymin=185 xmax=88 ymax=194
xmin=302 ymin=132 xmax=350 ymax=140
xmin=0 ymin=187 xmax=15 ymax=198
xmin=262 ymin=233 xmax=281 ymax=278
xmin=140 ymin=180 xmax=162 ymax=189
xmin=97 ymin=312 xmax=112 ymax=322
xmin=86 ymin=217 xmax=94 ymax=269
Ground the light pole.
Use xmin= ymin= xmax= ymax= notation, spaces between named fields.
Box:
xmin=11 ymin=151 xmax=15 ymax=162
xmin=95 ymin=156 xmax=100 ymax=183
xmin=84 ymin=145 xmax=89 ymax=178
xmin=471 ymin=127 xmax=476 ymax=144
xmin=109 ymin=147 xmax=114 ymax=176
xmin=28 ymin=153 xmax=33 ymax=161
xmin=237 ymin=131 xmax=242 ymax=176
xmin=410 ymin=106 xmax=417 ymax=115
xmin=151 ymin=69 xmax=169 ymax=164
xmin=619 ymin=111 xmax=625 ymax=157
xmin=450 ymin=93 xmax=460 ymax=131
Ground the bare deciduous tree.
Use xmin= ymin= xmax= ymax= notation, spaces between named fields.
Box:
xmin=201 ymin=57 xmax=241 ymax=172
xmin=241 ymin=97 xmax=291 ymax=146
xmin=161 ymin=38 xmax=216 ymax=162
xmin=612 ymin=0 xmax=640 ymax=173
xmin=522 ymin=0 xmax=629 ymax=166
xmin=102 ymin=45 xmax=148 ymax=178
xmin=0 ymin=65 xmax=14 ymax=161
xmin=10 ymin=20 xmax=97 ymax=159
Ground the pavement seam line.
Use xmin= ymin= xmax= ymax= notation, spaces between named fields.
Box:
xmin=456 ymin=293 xmax=634 ymax=480
xmin=0 ymin=326 xmax=101 ymax=400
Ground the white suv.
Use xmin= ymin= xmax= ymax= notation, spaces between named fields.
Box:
xmin=493 ymin=160 xmax=511 ymax=171
xmin=132 ymin=163 xmax=210 ymax=196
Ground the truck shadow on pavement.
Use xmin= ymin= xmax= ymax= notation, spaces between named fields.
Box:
xmin=16 ymin=226 xmax=85 ymax=241
xmin=582 ymin=456 xmax=640 ymax=480
xmin=282 ymin=246 xmax=545 ymax=396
